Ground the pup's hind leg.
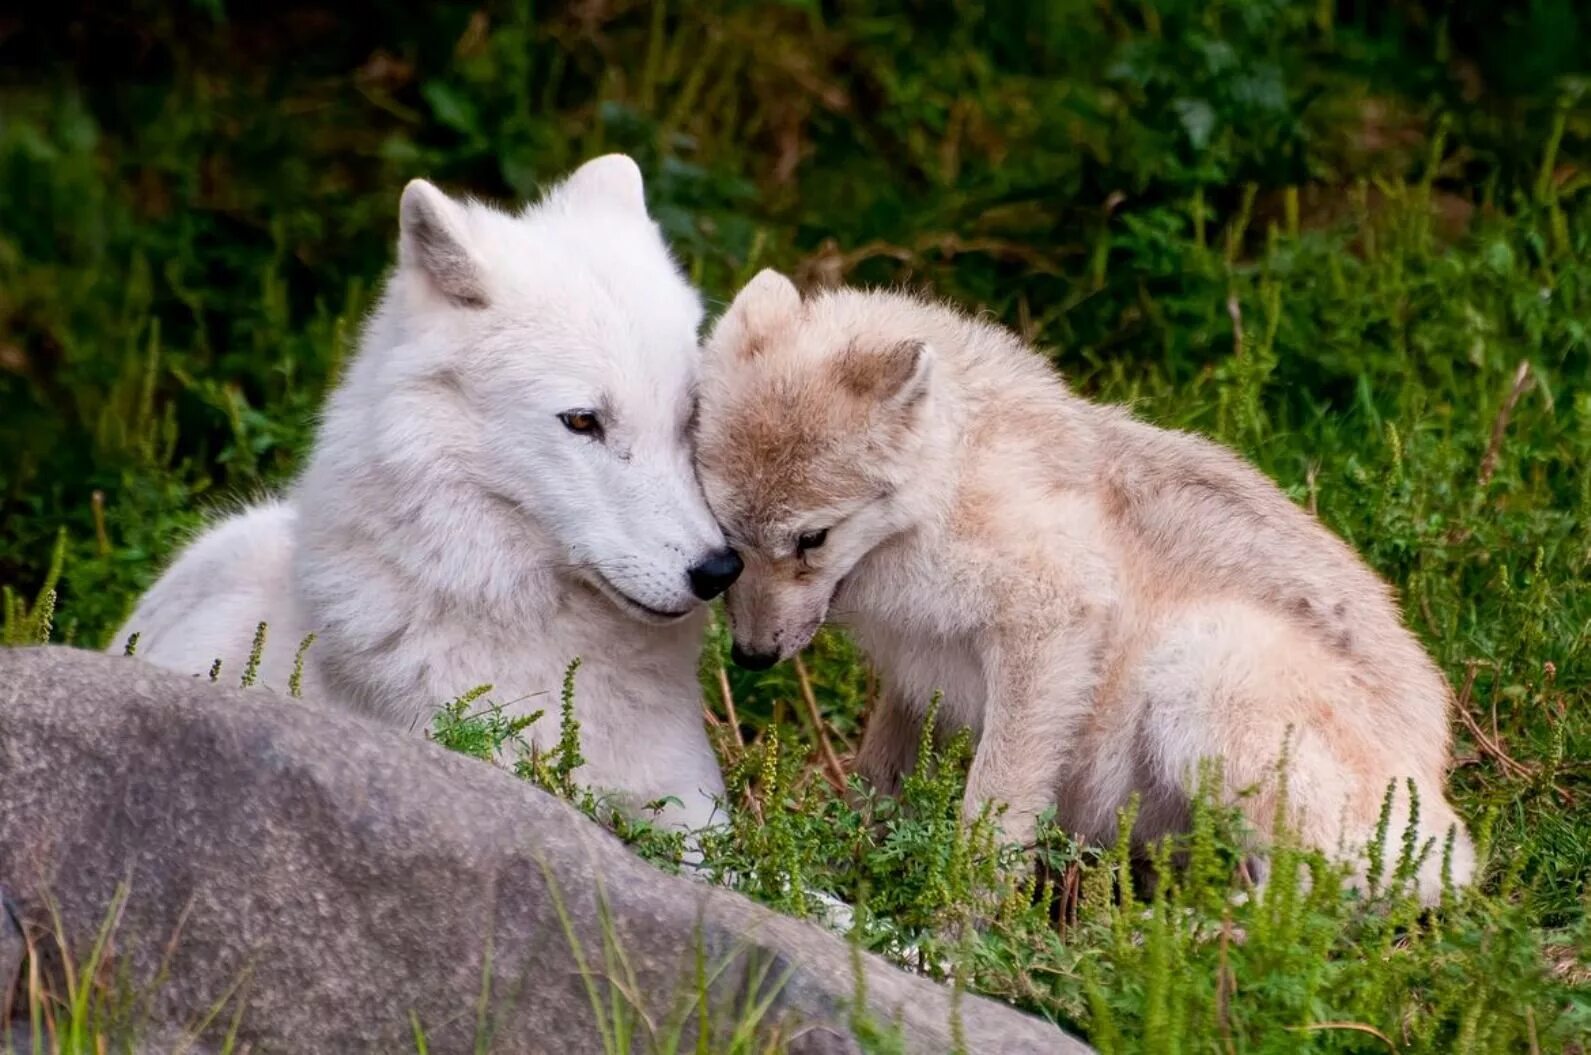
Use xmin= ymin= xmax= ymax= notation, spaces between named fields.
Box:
xmin=1136 ymin=601 xmax=1473 ymax=904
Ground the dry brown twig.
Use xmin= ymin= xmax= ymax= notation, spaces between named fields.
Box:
xmin=705 ymin=657 xmax=763 ymax=822
xmin=793 ymin=654 xmax=850 ymax=793
xmin=716 ymin=664 xmax=745 ymax=752
xmin=1452 ymin=661 xmax=1534 ymax=782
xmin=1217 ymin=914 xmax=1238 ymax=1055
xmin=1447 ymin=360 xmax=1534 ymax=546
xmin=1226 ymin=294 xmax=1245 ymax=359
xmin=1286 ymin=1023 xmax=1396 ymax=1052
xmin=1476 ymin=360 xmax=1534 ymax=493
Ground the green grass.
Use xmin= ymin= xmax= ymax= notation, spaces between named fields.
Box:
xmin=3 ymin=1 xmax=1589 ymax=1051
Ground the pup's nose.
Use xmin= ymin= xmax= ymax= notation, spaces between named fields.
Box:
xmin=730 ymin=643 xmax=779 ymax=670
xmin=687 ymin=547 xmax=744 ymax=600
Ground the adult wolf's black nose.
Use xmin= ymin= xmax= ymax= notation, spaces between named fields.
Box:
xmin=730 ymin=643 xmax=779 ymax=670
xmin=688 ymin=547 xmax=744 ymax=600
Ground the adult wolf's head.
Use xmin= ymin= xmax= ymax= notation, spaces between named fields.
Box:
xmin=695 ymin=271 xmax=937 ymax=667
xmin=383 ymin=157 xmax=740 ymax=621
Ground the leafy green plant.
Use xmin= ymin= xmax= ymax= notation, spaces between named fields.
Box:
xmin=1 ymin=530 xmax=63 ymax=646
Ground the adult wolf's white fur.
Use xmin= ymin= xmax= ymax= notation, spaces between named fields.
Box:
xmin=695 ymin=271 xmax=1475 ymax=901
xmin=112 ymin=157 xmax=733 ymax=831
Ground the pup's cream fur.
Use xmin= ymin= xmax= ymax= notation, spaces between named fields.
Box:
xmin=111 ymin=157 xmax=735 ymax=833
xmin=695 ymin=271 xmax=1474 ymax=900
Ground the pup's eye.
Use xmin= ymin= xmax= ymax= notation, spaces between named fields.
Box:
xmin=558 ymin=410 xmax=603 ymax=438
xmin=796 ymin=528 xmax=829 ymax=554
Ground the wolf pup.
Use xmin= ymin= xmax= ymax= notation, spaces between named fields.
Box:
xmin=694 ymin=270 xmax=1474 ymax=900
xmin=112 ymin=157 xmax=741 ymax=833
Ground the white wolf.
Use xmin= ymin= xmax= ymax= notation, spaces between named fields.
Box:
xmin=694 ymin=271 xmax=1475 ymax=902
xmin=111 ymin=156 xmax=741 ymax=833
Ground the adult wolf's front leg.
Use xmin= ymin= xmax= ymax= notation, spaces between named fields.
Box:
xmin=965 ymin=622 xmax=1100 ymax=847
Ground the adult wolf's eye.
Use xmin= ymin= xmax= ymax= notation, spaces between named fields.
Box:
xmin=796 ymin=528 xmax=829 ymax=554
xmin=558 ymin=410 xmax=603 ymax=438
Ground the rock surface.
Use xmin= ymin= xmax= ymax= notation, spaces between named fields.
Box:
xmin=0 ymin=647 xmax=1089 ymax=1053
xmin=0 ymin=889 xmax=20 ymax=1024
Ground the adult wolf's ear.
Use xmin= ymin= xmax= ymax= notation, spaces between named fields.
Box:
xmin=838 ymin=339 xmax=933 ymax=409
xmin=709 ymin=269 xmax=803 ymax=361
xmin=556 ymin=154 xmax=649 ymax=216
xmin=399 ymin=179 xmax=489 ymax=309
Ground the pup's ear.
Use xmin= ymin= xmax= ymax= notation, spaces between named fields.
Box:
xmin=399 ymin=180 xmax=489 ymax=309
xmin=838 ymin=339 xmax=933 ymax=409
xmin=709 ymin=269 xmax=802 ymax=360
xmin=557 ymin=154 xmax=648 ymax=216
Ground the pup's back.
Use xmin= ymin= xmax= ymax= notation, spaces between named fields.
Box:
xmin=1093 ymin=410 xmax=1447 ymax=714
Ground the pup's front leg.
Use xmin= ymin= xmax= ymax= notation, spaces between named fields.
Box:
xmin=852 ymin=686 xmax=923 ymax=799
xmin=965 ymin=622 xmax=1100 ymax=847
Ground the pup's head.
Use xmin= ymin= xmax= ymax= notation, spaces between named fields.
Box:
xmin=389 ymin=156 xmax=740 ymax=621
xmin=695 ymin=271 xmax=936 ymax=667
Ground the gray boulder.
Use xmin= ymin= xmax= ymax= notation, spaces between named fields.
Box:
xmin=0 ymin=889 xmax=19 ymax=1025
xmin=0 ymin=647 xmax=1088 ymax=1054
